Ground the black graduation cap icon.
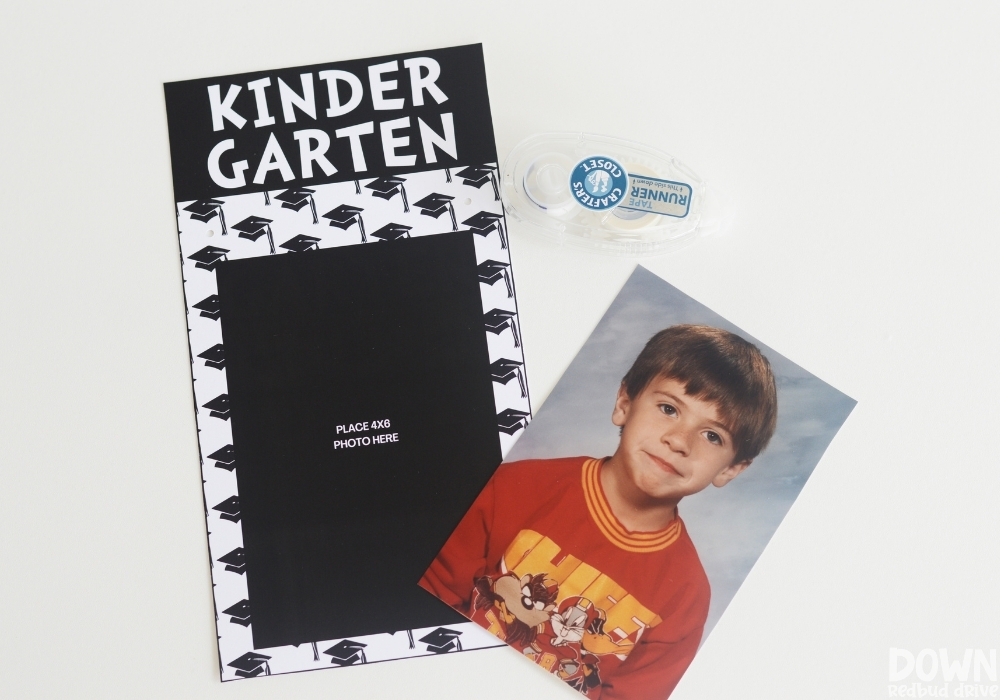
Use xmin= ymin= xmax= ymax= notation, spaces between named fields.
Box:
xmin=213 ymin=495 xmax=241 ymax=523
xmin=455 ymin=165 xmax=500 ymax=200
xmin=370 ymin=223 xmax=412 ymax=242
xmin=322 ymin=204 xmax=366 ymax=243
xmin=275 ymin=188 xmax=319 ymax=224
xmin=463 ymin=212 xmax=507 ymax=249
xmin=198 ymin=343 xmax=225 ymax=370
xmin=365 ymin=176 xmax=409 ymax=212
xmin=218 ymin=547 xmax=246 ymax=575
xmin=184 ymin=199 xmax=228 ymax=235
xmin=279 ymin=234 xmax=321 ymax=253
xmin=413 ymin=193 xmax=457 ymax=231
xmin=202 ymin=393 xmax=230 ymax=420
xmin=419 ymin=627 xmax=463 ymax=654
xmin=222 ymin=599 xmax=251 ymax=627
xmin=227 ymin=651 xmax=270 ymax=678
xmin=233 ymin=215 xmax=275 ymax=255
xmin=207 ymin=444 xmax=236 ymax=471
xmin=497 ymin=408 xmax=530 ymax=435
xmin=490 ymin=358 xmax=526 ymax=398
xmin=192 ymin=294 xmax=221 ymax=321
xmin=323 ymin=640 xmax=367 ymax=666
xmin=477 ymin=260 xmax=512 ymax=298
xmin=187 ymin=245 xmax=229 ymax=271
xmin=484 ymin=308 xmax=520 ymax=347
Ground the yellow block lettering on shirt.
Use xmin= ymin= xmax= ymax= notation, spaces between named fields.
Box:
xmin=604 ymin=594 xmax=662 ymax=638
xmin=500 ymin=529 xmax=545 ymax=573
xmin=484 ymin=609 xmax=504 ymax=640
xmin=579 ymin=571 xmax=628 ymax=609
xmin=557 ymin=561 xmax=602 ymax=598
xmin=505 ymin=531 xmax=583 ymax=583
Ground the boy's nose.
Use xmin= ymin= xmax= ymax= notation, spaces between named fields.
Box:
xmin=661 ymin=425 xmax=691 ymax=455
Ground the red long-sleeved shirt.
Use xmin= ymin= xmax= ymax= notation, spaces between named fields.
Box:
xmin=420 ymin=457 xmax=710 ymax=700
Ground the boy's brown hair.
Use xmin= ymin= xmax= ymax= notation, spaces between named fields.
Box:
xmin=621 ymin=325 xmax=778 ymax=464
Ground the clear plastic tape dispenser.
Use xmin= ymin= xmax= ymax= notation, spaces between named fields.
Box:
xmin=502 ymin=133 xmax=724 ymax=256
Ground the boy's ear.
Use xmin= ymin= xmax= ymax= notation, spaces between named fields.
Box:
xmin=611 ymin=384 xmax=631 ymax=427
xmin=712 ymin=460 xmax=751 ymax=488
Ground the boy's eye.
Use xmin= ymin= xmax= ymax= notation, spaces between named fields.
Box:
xmin=704 ymin=431 xmax=722 ymax=445
xmin=658 ymin=404 xmax=677 ymax=416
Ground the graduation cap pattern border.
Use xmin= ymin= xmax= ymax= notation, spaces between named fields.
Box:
xmin=193 ymin=294 xmax=222 ymax=320
xmin=175 ymin=165 xmax=526 ymax=680
xmin=207 ymin=443 xmax=236 ymax=471
xmin=419 ymin=627 xmax=464 ymax=654
xmin=222 ymin=599 xmax=252 ymax=627
xmin=212 ymin=495 xmax=241 ymax=523
xmin=203 ymin=393 xmax=231 ymax=420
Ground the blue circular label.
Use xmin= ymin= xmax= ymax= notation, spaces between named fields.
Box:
xmin=569 ymin=156 xmax=628 ymax=211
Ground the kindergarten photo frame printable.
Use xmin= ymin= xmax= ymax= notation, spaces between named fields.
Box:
xmin=167 ymin=45 xmax=528 ymax=681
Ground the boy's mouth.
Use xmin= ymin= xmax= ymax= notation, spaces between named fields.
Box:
xmin=645 ymin=452 xmax=680 ymax=476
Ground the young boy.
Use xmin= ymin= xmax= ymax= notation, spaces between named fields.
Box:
xmin=420 ymin=325 xmax=778 ymax=700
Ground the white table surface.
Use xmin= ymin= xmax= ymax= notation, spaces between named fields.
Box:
xmin=1 ymin=2 xmax=998 ymax=698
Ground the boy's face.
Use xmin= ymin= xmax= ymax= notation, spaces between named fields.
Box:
xmin=611 ymin=375 xmax=750 ymax=503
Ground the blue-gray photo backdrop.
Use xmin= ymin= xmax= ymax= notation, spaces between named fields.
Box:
xmin=507 ymin=266 xmax=856 ymax=638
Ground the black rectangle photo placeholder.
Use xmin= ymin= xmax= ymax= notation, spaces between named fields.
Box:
xmin=216 ymin=232 xmax=500 ymax=649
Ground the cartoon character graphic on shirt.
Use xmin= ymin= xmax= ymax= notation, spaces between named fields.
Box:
xmin=557 ymin=652 xmax=603 ymax=694
xmin=472 ymin=549 xmax=649 ymax=696
xmin=533 ymin=596 xmax=612 ymax=693
xmin=472 ymin=530 xmax=661 ymax=694
xmin=473 ymin=572 xmax=558 ymax=646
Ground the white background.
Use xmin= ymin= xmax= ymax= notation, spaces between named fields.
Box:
xmin=1 ymin=2 xmax=997 ymax=698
